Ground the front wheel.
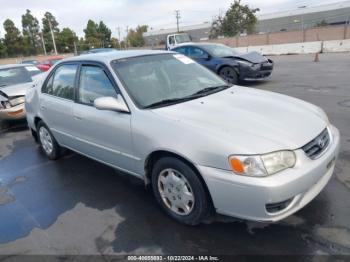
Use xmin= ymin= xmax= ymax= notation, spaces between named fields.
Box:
xmin=219 ymin=66 xmax=238 ymax=85
xmin=37 ymin=121 xmax=62 ymax=160
xmin=151 ymin=157 xmax=212 ymax=225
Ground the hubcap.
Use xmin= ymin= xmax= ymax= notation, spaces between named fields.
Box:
xmin=39 ymin=127 xmax=53 ymax=155
xmin=158 ymin=168 xmax=195 ymax=216
xmin=220 ymin=68 xmax=236 ymax=83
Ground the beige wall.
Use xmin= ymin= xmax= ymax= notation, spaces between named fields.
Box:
xmin=208 ymin=25 xmax=350 ymax=47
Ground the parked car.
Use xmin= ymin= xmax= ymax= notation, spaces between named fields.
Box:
xmin=21 ymin=59 xmax=39 ymax=65
xmin=172 ymin=43 xmax=274 ymax=84
xmin=0 ymin=64 xmax=43 ymax=121
xmin=166 ymin=33 xmax=192 ymax=50
xmin=79 ymin=48 xmax=117 ymax=55
xmin=26 ymin=50 xmax=339 ymax=225
xmin=37 ymin=56 xmax=64 ymax=72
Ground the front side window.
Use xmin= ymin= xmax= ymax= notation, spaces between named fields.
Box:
xmin=78 ymin=66 xmax=117 ymax=105
xmin=44 ymin=64 xmax=77 ymax=100
xmin=112 ymin=54 xmax=227 ymax=108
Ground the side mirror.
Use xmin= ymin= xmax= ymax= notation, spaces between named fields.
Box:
xmin=94 ymin=95 xmax=129 ymax=113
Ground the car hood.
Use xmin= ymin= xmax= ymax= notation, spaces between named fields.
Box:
xmin=230 ymin=51 xmax=268 ymax=63
xmin=152 ymin=86 xmax=327 ymax=154
xmin=0 ymin=82 xmax=33 ymax=98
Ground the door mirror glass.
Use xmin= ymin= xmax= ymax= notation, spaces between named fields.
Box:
xmin=94 ymin=95 xmax=129 ymax=113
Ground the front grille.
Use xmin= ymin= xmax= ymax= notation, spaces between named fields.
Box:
xmin=261 ymin=62 xmax=273 ymax=70
xmin=302 ymin=128 xmax=330 ymax=160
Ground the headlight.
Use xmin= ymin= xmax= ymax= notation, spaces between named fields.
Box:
xmin=229 ymin=150 xmax=296 ymax=177
xmin=9 ymin=96 xmax=25 ymax=107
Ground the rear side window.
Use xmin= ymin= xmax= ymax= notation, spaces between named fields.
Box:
xmin=78 ymin=65 xmax=117 ymax=105
xmin=188 ymin=47 xmax=207 ymax=59
xmin=43 ymin=64 xmax=78 ymax=100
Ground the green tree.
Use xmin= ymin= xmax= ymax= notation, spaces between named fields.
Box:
xmin=42 ymin=12 xmax=60 ymax=53
xmin=58 ymin=27 xmax=77 ymax=53
xmin=97 ymin=21 xmax=112 ymax=47
xmin=0 ymin=38 xmax=7 ymax=58
xmin=127 ymin=25 xmax=148 ymax=47
xmin=210 ymin=0 xmax=259 ymax=38
xmin=21 ymin=9 xmax=40 ymax=55
xmin=84 ymin=19 xmax=101 ymax=48
xmin=83 ymin=20 xmax=113 ymax=48
xmin=3 ymin=19 xmax=24 ymax=56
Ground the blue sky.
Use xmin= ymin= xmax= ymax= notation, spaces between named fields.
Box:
xmin=0 ymin=0 xmax=345 ymax=38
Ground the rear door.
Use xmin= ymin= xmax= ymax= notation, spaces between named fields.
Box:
xmin=70 ymin=63 xmax=136 ymax=172
xmin=40 ymin=63 xmax=78 ymax=146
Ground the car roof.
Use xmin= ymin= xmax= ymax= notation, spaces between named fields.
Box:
xmin=0 ymin=64 xmax=28 ymax=70
xmin=63 ymin=50 xmax=175 ymax=63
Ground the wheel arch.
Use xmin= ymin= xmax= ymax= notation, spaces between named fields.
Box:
xmin=217 ymin=64 xmax=239 ymax=75
xmin=144 ymin=150 xmax=214 ymax=207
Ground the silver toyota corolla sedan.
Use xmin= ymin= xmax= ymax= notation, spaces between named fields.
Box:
xmin=25 ymin=50 xmax=340 ymax=225
xmin=0 ymin=64 xmax=43 ymax=121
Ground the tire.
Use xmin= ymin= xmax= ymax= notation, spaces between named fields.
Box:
xmin=37 ymin=121 xmax=62 ymax=160
xmin=151 ymin=157 xmax=211 ymax=225
xmin=219 ymin=66 xmax=239 ymax=85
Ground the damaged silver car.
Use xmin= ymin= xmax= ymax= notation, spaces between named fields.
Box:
xmin=0 ymin=64 xmax=43 ymax=121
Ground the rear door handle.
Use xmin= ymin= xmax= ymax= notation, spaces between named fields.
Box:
xmin=40 ymin=105 xmax=46 ymax=110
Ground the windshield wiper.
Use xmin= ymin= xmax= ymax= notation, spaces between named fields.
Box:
xmin=191 ymin=85 xmax=231 ymax=96
xmin=0 ymin=84 xmax=7 ymax=88
xmin=144 ymin=97 xmax=195 ymax=109
xmin=144 ymin=85 xmax=231 ymax=109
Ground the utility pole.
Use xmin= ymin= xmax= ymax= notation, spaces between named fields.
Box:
xmin=40 ymin=31 xmax=47 ymax=56
xmin=48 ymin=19 xmax=58 ymax=55
xmin=116 ymin=27 xmax=122 ymax=49
xmin=125 ymin=25 xmax=129 ymax=49
xmin=175 ymin=10 xmax=181 ymax=33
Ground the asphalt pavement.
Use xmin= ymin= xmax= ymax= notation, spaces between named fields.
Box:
xmin=0 ymin=53 xmax=349 ymax=257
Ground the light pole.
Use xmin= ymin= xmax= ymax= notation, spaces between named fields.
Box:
xmin=298 ymin=5 xmax=307 ymax=30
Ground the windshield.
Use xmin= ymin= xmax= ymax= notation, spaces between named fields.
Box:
xmin=0 ymin=66 xmax=41 ymax=87
xmin=112 ymin=54 xmax=227 ymax=108
xmin=203 ymin=44 xmax=240 ymax=57
xmin=175 ymin=34 xmax=191 ymax=44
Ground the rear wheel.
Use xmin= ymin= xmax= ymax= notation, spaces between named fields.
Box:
xmin=151 ymin=157 xmax=211 ymax=225
xmin=219 ymin=66 xmax=238 ymax=84
xmin=37 ymin=121 xmax=62 ymax=160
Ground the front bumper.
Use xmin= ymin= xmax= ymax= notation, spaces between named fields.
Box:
xmin=199 ymin=125 xmax=340 ymax=222
xmin=0 ymin=103 xmax=26 ymax=121
xmin=240 ymin=60 xmax=274 ymax=80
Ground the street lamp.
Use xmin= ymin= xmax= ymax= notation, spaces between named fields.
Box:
xmin=298 ymin=5 xmax=307 ymax=30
